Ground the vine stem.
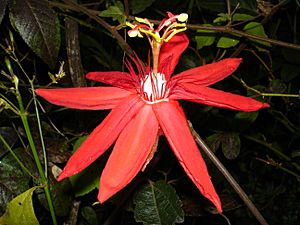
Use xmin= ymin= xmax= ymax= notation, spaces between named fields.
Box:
xmin=239 ymin=79 xmax=300 ymax=98
xmin=188 ymin=24 xmax=300 ymax=51
xmin=243 ymin=134 xmax=300 ymax=172
xmin=189 ymin=122 xmax=269 ymax=225
xmin=14 ymin=80 xmax=57 ymax=225
xmin=49 ymin=1 xmax=300 ymax=52
xmin=133 ymin=17 xmax=300 ymax=51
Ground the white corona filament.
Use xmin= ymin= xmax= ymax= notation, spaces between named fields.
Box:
xmin=141 ymin=73 xmax=169 ymax=104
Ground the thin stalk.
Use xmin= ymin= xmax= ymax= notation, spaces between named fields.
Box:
xmin=12 ymin=52 xmax=49 ymax=177
xmin=256 ymin=157 xmax=300 ymax=179
xmin=259 ymin=93 xmax=300 ymax=98
xmin=189 ymin=122 xmax=269 ymax=225
xmin=4 ymin=34 xmax=57 ymax=224
xmin=30 ymin=78 xmax=48 ymax=177
xmin=15 ymin=84 xmax=57 ymax=225
xmin=238 ymin=78 xmax=300 ymax=98
xmin=243 ymin=134 xmax=300 ymax=172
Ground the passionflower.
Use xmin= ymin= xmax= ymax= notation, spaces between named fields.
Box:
xmin=36 ymin=13 xmax=269 ymax=213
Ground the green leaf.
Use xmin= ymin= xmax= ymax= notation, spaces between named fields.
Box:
xmin=0 ymin=148 xmax=32 ymax=197
xmin=134 ymin=181 xmax=184 ymax=225
xmin=195 ymin=25 xmax=216 ymax=49
xmin=69 ymin=161 xmax=101 ymax=197
xmin=206 ymin=133 xmax=222 ymax=152
xmin=130 ymin=0 xmax=156 ymax=14
xmin=0 ymin=0 xmax=7 ymax=25
xmin=269 ymin=79 xmax=287 ymax=94
xmin=213 ymin=13 xmax=229 ymax=23
xmin=73 ymin=135 xmax=88 ymax=153
xmin=0 ymin=186 xmax=39 ymax=225
xmin=9 ymin=0 xmax=61 ymax=68
xmin=0 ymin=127 xmax=18 ymax=154
xmin=234 ymin=111 xmax=259 ymax=124
xmin=243 ymin=22 xmax=271 ymax=50
xmin=99 ymin=1 xmax=125 ymax=23
xmin=217 ymin=36 xmax=239 ymax=48
xmin=0 ymin=183 xmax=14 ymax=215
xmin=233 ymin=111 xmax=259 ymax=131
xmin=221 ymin=133 xmax=240 ymax=160
xmin=232 ymin=13 xmax=254 ymax=21
xmin=214 ymin=13 xmax=254 ymax=24
xmin=68 ymin=135 xmax=102 ymax=197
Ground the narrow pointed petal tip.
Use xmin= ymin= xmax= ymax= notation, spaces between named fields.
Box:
xmin=98 ymin=105 xmax=159 ymax=204
xmin=55 ymin=96 xmax=144 ymax=185
xmin=97 ymin=189 xmax=110 ymax=204
xmin=172 ymin=84 xmax=270 ymax=112
xmin=153 ymin=101 xmax=222 ymax=212
xmin=57 ymin=171 xmax=68 ymax=182
xmin=262 ymin=102 xmax=271 ymax=108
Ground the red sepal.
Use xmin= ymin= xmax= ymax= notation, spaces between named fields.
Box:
xmin=171 ymin=83 xmax=270 ymax=112
xmin=153 ymin=100 xmax=222 ymax=213
xmin=172 ymin=58 xmax=242 ymax=86
xmin=57 ymin=95 xmax=144 ymax=180
xmin=98 ymin=105 xmax=159 ymax=202
xmin=36 ymin=87 xmax=131 ymax=110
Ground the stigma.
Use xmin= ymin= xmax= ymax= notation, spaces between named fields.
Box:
xmin=140 ymin=72 xmax=169 ymax=104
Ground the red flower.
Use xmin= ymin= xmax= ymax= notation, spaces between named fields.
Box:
xmin=36 ymin=15 xmax=269 ymax=213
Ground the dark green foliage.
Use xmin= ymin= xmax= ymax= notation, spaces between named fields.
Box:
xmin=9 ymin=0 xmax=60 ymax=68
xmin=134 ymin=181 xmax=184 ymax=225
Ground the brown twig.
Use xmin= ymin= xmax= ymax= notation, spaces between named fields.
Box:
xmin=189 ymin=122 xmax=269 ymax=225
xmin=65 ymin=14 xmax=87 ymax=87
xmin=230 ymin=0 xmax=283 ymax=57
xmin=188 ymin=24 xmax=300 ymax=51
xmin=50 ymin=1 xmax=300 ymax=52
xmin=124 ymin=0 xmax=129 ymax=18
xmin=128 ymin=14 xmax=300 ymax=51
xmin=62 ymin=0 xmax=134 ymax=56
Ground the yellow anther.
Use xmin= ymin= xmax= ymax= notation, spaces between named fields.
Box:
xmin=164 ymin=27 xmax=187 ymax=42
xmin=135 ymin=17 xmax=145 ymax=23
xmin=126 ymin=21 xmax=135 ymax=29
xmin=177 ymin=13 xmax=188 ymax=23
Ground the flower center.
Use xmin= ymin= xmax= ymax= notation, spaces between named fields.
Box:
xmin=140 ymin=73 xmax=169 ymax=103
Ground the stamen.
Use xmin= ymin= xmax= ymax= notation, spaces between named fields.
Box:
xmin=126 ymin=13 xmax=189 ymax=44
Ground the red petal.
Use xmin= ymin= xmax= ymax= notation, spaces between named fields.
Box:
xmin=152 ymin=100 xmax=222 ymax=213
xmin=36 ymin=87 xmax=132 ymax=110
xmin=57 ymin=95 xmax=144 ymax=180
xmin=86 ymin=71 xmax=136 ymax=90
xmin=171 ymin=83 xmax=270 ymax=112
xmin=98 ymin=105 xmax=159 ymax=202
xmin=172 ymin=58 xmax=242 ymax=86
xmin=159 ymin=33 xmax=189 ymax=79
